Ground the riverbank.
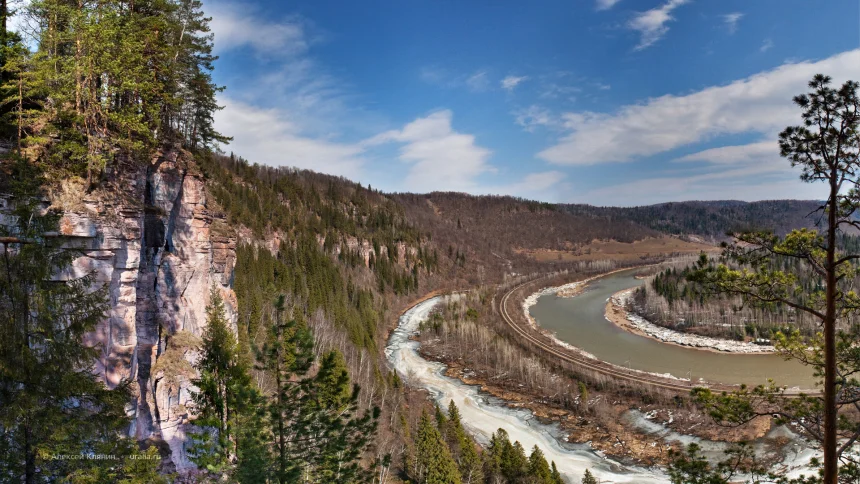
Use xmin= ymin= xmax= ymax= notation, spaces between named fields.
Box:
xmin=399 ymin=295 xmax=815 ymax=481
xmin=418 ymin=346 xmax=775 ymax=466
xmin=607 ymin=289 xmax=776 ymax=354
xmin=520 ymin=267 xmax=638 ymax=357
xmin=387 ymin=296 xmax=670 ymax=483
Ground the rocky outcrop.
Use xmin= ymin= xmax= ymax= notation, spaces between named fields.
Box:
xmin=49 ymin=148 xmax=236 ymax=472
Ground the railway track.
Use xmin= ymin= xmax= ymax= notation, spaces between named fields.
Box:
xmin=497 ymin=274 xmax=818 ymax=397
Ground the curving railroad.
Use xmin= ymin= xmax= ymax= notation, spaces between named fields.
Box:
xmin=497 ymin=274 xmax=817 ymax=397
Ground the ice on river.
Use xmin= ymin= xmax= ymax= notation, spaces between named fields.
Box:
xmin=385 ymin=296 xmax=668 ymax=483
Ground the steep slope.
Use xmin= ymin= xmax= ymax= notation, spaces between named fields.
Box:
xmin=21 ymin=147 xmax=236 ymax=471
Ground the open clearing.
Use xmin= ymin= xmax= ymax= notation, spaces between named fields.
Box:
xmin=516 ymin=236 xmax=719 ymax=262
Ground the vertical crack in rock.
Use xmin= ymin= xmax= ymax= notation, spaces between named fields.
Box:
xmin=163 ymin=170 xmax=187 ymax=254
xmin=135 ymin=164 xmax=160 ymax=441
xmin=16 ymin=149 xmax=240 ymax=474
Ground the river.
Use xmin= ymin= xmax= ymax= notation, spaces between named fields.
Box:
xmin=386 ymin=292 xmax=818 ymax=482
xmin=529 ymin=269 xmax=816 ymax=389
xmin=386 ymin=296 xmax=668 ymax=482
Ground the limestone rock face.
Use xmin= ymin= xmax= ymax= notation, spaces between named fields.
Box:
xmin=29 ymin=148 xmax=236 ymax=472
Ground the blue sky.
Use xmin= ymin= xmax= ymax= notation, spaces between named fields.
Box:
xmin=207 ymin=0 xmax=860 ymax=206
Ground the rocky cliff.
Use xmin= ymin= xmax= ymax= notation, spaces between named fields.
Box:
xmin=55 ymin=148 xmax=236 ymax=471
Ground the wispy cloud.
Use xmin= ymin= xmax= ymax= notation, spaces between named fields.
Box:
xmin=572 ymin=164 xmax=825 ymax=206
xmin=210 ymin=1 xmax=385 ymax=181
xmin=675 ymin=141 xmax=775 ymax=165
xmin=514 ymin=105 xmax=557 ymax=132
xmin=501 ymin=75 xmax=529 ymax=91
xmin=420 ymin=67 xmax=492 ymax=92
xmin=537 ymin=49 xmax=860 ymax=166
xmin=363 ymin=110 xmax=494 ymax=192
xmin=627 ymin=0 xmax=690 ymax=51
xmin=208 ymin=1 xmax=311 ymax=56
xmin=538 ymin=78 xmax=581 ymax=101
xmin=722 ymin=12 xmax=743 ymax=34
xmin=760 ymin=38 xmax=774 ymax=53
xmin=216 ymin=97 xmax=365 ymax=179
xmin=363 ymin=110 xmax=565 ymax=197
xmin=489 ymin=171 xmax=566 ymax=201
xmin=466 ymin=71 xmax=490 ymax=92
xmin=595 ymin=0 xmax=622 ymax=11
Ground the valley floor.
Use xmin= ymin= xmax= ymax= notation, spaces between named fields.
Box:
xmin=398 ymin=295 xmax=818 ymax=482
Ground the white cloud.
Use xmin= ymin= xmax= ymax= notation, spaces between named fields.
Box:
xmin=722 ymin=12 xmax=743 ymax=34
xmin=539 ymin=82 xmax=581 ymax=101
xmin=760 ymin=38 xmax=774 ymax=53
xmin=420 ymin=66 xmax=450 ymax=85
xmin=364 ymin=110 xmax=493 ymax=192
xmin=573 ymin=164 xmax=826 ymax=206
xmin=628 ymin=0 xmax=690 ymax=51
xmin=501 ymin=75 xmax=529 ymax=91
xmin=216 ymin=97 xmax=365 ymax=179
xmin=596 ymin=0 xmax=622 ymax=11
xmin=596 ymin=83 xmax=612 ymax=91
xmin=538 ymin=49 xmax=860 ymax=166
xmin=514 ymin=105 xmax=557 ymax=132
xmin=420 ymin=67 xmax=492 ymax=92
xmin=466 ymin=71 xmax=490 ymax=92
xmin=208 ymin=1 xmax=310 ymax=56
xmin=675 ymin=141 xmax=775 ymax=164
xmin=495 ymin=171 xmax=566 ymax=199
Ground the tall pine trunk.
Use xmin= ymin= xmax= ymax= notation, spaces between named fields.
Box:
xmin=824 ymin=166 xmax=838 ymax=483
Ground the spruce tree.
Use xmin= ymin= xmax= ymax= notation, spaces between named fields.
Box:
xmin=447 ymin=401 xmax=483 ymax=484
xmin=300 ymin=350 xmax=379 ymax=483
xmin=260 ymin=296 xmax=378 ymax=483
xmin=529 ymin=445 xmax=553 ymax=484
xmin=0 ymin=159 xmax=131 ymax=483
xmin=415 ymin=410 xmax=462 ymax=484
xmin=581 ymin=468 xmax=597 ymax=484
xmin=190 ymin=287 xmax=254 ymax=476
xmin=260 ymin=296 xmax=314 ymax=483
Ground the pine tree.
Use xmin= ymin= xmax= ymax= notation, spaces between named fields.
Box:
xmin=511 ymin=441 xmax=530 ymax=480
xmin=415 ymin=410 xmax=462 ymax=484
xmin=487 ymin=428 xmax=529 ymax=482
xmin=581 ymin=468 xmax=597 ymax=484
xmin=0 ymin=159 xmax=131 ymax=483
xmin=688 ymin=74 xmax=860 ymax=483
xmin=7 ymin=0 xmax=230 ymax=185
xmin=434 ymin=403 xmax=449 ymax=441
xmin=233 ymin=389 xmax=270 ymax=484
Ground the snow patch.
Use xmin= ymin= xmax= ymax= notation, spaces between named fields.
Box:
xmin=613 ymin=290 xmax=776 ymax=354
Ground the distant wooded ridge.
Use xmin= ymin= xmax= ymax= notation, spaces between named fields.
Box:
xmin=224 ymin=158 xmax=826 ymax=244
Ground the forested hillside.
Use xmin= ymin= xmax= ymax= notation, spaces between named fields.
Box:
xmin=561 ymin=200 xmax=824 ymax=241
xmin=392 ymin=192 xmax=661 ymax=280
xmin=0 ymin=0 xmax=843 ymax=482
